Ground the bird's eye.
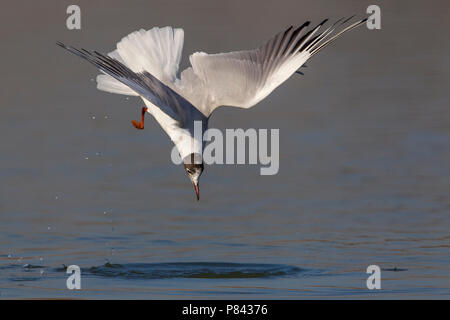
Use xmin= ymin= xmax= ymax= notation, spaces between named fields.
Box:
xmin=187 ymin=169 xmax=193 ymax=174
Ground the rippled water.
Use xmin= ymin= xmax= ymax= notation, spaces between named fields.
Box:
xmin=1 ymin=0 xmax=450 ymax=299
xmin=87 ymin=263 xmax=302 ymax=279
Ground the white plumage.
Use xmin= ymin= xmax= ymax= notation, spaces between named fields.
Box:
xmin=95 ymin=26 xmax=202 ymax=159
xmin=88 ymin=18 xmax=366 ymax=160
xmin=58 ymin=17 xmax=366 ymax=196
xmin=96 ymin=27 xmax=184 ymax=95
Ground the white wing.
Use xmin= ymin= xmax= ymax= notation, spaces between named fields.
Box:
xmin=96 ymin=27 xmax=185 ymax=96
xmin=57 ymin=43 xmax=205 ymax=126
xmin=177 ymin=17 xmax=366 ymax=117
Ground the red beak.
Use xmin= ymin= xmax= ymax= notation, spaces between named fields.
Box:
xmin=193 ymin=183 xmax=200 ymax=201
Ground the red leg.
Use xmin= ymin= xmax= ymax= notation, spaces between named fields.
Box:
xmin=132 ymin=107 xmax=148 ymax=130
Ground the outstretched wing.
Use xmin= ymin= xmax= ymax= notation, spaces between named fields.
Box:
xmin=177 ymin=17 xmax=366 ymax=117
xmin=96 ymin=26 xmax=185 ymax=96
xmin=57 ymin=42 xmax=202 ymax=126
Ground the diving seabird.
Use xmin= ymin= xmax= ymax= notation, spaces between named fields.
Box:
xmin=57 ymin=16 xmax=367 ymax=200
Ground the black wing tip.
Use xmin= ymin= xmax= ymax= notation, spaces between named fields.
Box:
xmin=312 ymin=15 xmax=367 ymax=28
xmin=290 ymin=21 xmax=310 ymax=34
xmin=342 ymin=15 xmax=356 ymax=24
xmin=319 ymin=18 xmax=329 ymax=26
xmin=295 ymin=21 xmax=311 ymax=33
xmin=343 ymin=15 xmax=368 ymax=25
xmin=56 ymin=41 xmax=91 ymax=54
xmin=56 ymin=41 xmax=80 ymax=53
xmin=56 ymin=41 xmax=66 ymax=48
xmin=320 ymin=15 xmax=368 ymax=32
xmin=344 ymin=16 xmax=368 ymax=28
xmin=324 ymin=15 xmax=365 ymax=28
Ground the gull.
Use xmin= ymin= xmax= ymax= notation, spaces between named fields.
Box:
xmin=57 ymin=16 xmax=366 ymax=201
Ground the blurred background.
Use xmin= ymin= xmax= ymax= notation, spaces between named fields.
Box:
xmin=0 ymin=0 xmax=449 ymax=298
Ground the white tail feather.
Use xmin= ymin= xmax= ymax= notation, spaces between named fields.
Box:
xmin=96 ymin=26 xmax=184 ymax=96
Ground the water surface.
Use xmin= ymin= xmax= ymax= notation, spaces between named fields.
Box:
xmin=0 ymin=0 xmax=449 ymax=299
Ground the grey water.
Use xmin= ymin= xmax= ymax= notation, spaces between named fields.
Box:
xmin=1 ymin=0 xmax=449 ymax=299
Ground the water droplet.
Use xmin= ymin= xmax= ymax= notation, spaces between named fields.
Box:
xmin=92 ymin=116 xmax=96 ymax=119
xmin=47 ymin=226 xmax=51 ymax=230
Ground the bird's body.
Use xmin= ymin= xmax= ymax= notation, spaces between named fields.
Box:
xmin=58 ymin=17 xmax=366 ymax=200
xmin=97 ymin=26 xmax=209 ymax=160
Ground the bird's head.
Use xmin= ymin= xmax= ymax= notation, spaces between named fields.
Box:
xmin=183 ymin=153 xmax=204 ymax=201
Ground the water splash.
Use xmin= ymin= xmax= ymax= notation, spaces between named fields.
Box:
xmin=87 ymin=262 xmax=302 ymax=279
